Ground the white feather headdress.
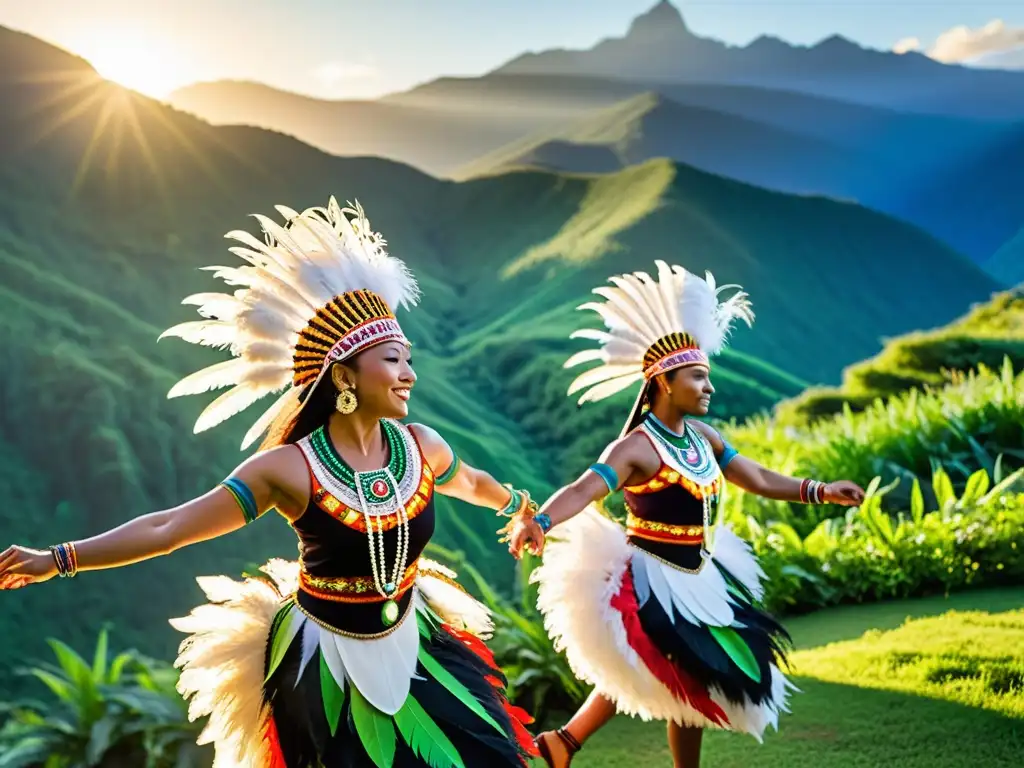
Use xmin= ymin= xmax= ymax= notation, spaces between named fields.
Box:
xmin=565 ymin=261 xmax=754 ymax=406
xmin=160 ymin=197 xmax=420 ymax=449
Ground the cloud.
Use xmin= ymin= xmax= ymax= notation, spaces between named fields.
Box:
xmin=926 ymin=19 xmax=1024 ymax=63
xmin=972 ymin=45 xmax=1024 ymax=69
xmin=312 ymin=61 xmax=379 ymax=88
xmin=892 ymin=37 xmax=921 ymax=55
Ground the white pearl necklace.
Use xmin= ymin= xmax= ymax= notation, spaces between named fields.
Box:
xmin=354 ymin=467 xmax=410 ymax=625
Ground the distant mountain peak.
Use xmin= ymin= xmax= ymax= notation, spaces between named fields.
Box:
xmin=625 ymin=0 xmax=693 ymax=42
xmin=813 ymin=33 xmax=863 ymax=51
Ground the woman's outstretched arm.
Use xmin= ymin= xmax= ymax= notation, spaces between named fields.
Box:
xmin=688 ymin=420 xmax=865 ymax=505
xmin=508 ymin=434 xmax=650 ymax=559
xmin=0 ymin=445 xmax=302 ymax=590
xmin=409 ymin=423 xmax=518 ymax=510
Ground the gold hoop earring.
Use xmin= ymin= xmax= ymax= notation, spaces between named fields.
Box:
xmin=335 ymin=388 xmax=358 ymax=415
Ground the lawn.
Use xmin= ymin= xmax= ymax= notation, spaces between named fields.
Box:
xmin=554 ymin=587 xmax=1024 ymax=768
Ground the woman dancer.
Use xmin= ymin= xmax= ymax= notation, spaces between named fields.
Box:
xmin=0 ymin=198 xmax=540 ymax=768
xmin=508 ymin=262 xmax=865 ymax=767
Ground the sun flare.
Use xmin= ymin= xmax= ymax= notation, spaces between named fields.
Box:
xmin=74 ymin=27 xmax=183 ymax=99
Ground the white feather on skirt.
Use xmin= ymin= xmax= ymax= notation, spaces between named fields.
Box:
xmin=531 ymin=507 xmax=796 ymax=740
xmin=167 ymin=557 xmax=495 ymax=766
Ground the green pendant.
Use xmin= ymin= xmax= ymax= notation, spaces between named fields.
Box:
xmin=381 ymin=599 xmax=400 ymax=627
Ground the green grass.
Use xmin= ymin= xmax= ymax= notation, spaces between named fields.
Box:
xmin=784 ymin=586 xmax=1024 ymax=651
xmin=560 ymin=588 xmax=1024 ymax=767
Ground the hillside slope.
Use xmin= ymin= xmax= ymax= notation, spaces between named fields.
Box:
xmin=987 ymin=228 xmax=1024 ymax=287
xmin=884 ymin=123 xmax=1024 ymax=261
xmin=456 ymin=92 xmax=873 ymax=200
xmin=168 ymin=79 xmax=577 ymax=177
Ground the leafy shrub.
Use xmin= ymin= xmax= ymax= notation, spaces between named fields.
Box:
xmin=741 ymin=466 xmax=1024 ymax=615
xmin=724 ymin=357 xmax=1024 ymax=533
xmin=773 ymin=287 xmax=1024 ymax=426
xmin=0 ymin=628 xmax=207 ymax=768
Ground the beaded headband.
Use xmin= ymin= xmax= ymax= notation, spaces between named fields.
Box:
xmin=160 ymin=197 xmax=419 ymax=449
xmin=565 ymin=262 xmax=753 ymax=408
xmin=293 ymin=289 xmax=408 ymax=389
xmin=642 ymin=332 xmax=709 ymax=380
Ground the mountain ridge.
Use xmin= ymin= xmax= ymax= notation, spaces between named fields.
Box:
xmin=492 ymin=1 xmax=1024 ymax=120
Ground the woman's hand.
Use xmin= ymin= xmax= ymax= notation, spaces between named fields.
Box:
xmin=0 ymin=546 xmax=59 ymax=590
xmin=508 ymin=517 xmax=546 ymax=560
xmin=824 ymin=480 xmax=866 ymax=506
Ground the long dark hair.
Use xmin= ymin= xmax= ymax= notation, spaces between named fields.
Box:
xmin=621 ymin=369 xmax=679 ymax=436
xmin=258 ymin=361 xmax=354 ymax=451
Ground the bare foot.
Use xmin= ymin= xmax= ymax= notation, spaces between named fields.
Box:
xmin=535 ymin=730 xmax=576 ymax=768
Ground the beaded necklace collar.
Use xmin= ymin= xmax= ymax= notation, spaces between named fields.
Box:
xmin=641 ymin=413 xmax=719 ymax=487
xmin=301 ymin=419 xmax=423 ymax=516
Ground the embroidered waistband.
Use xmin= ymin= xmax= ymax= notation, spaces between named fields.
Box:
xmin=626 ymin=512 xmax=704 ymax=545
xmin=299 ymin=562 xmax=419 ymax=603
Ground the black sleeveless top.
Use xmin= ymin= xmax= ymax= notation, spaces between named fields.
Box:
xmin=622 ymin=415 xmax=723 ymax=572
xmin=292 ymin=419 xmax=436 ymax=636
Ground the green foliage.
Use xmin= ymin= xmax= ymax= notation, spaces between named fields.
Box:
xmin=743 ymin=468 xmax=1024 ymax=615
xmin=0 ymin=628 xmax=207 ymax=768
xmin=725 ymin=358 xmax=1024 ymax=531
xmin=774 ymin=288 xmax=1024 ymax=426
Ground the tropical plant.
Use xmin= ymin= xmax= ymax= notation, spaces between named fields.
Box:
xmin=0 ymin=627 xmax=207 ymax=768
xmin=723 ymin=357 xmax=1024 ymax=533
xmin=742 ymin=464 xmax=1024 ymax=615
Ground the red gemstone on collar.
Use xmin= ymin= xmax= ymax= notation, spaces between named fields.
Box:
xmin=371 ymin=479 xmax=389 ymax=498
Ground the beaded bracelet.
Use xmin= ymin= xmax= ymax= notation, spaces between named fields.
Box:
xmin=49 ymin=542 xmax=78 ymax=578
xmin=497 ymin=485 xmax=523 ymax=518
xmin=496 ymin=486 xmax=544 ymax=543
xmin=799 ymin=479 xmax=827 ymax=504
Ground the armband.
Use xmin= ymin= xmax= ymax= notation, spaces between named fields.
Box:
xmin=718 ymin=439 xmax=739 ymax=470
xmin=436 ymin=452 xmax=461 ymax=486
xmin=589 ymin=463 xmax=620 ymax=493
xmin=220 ymin=476 xmax=260 ymax=524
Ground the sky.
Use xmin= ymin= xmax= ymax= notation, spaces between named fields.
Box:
xmin=0 ymin=0 xmax=1022 ymax=99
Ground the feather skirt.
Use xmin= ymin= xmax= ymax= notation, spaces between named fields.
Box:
xmin=169 ymin=558 xmax=538 ymax=768
xmin=531 ymin=507 xmax=798 ymax=741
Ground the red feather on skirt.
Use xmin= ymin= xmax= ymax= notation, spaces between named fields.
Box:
xmin=609 ymin=565 xmax=729 ymax=727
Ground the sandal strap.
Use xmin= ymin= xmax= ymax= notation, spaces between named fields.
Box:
xmin=556 ymin=728 xmax=583 ymax=753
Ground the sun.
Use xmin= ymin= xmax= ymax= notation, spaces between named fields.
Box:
xmin=73 ymin=27 xmax=184 ymax=100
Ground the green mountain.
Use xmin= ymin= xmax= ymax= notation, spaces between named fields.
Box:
xmin=0 ymin=25 xmax=1002 ymax=691
xmin=987 ymin=228 xmax=1024 ymax=287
